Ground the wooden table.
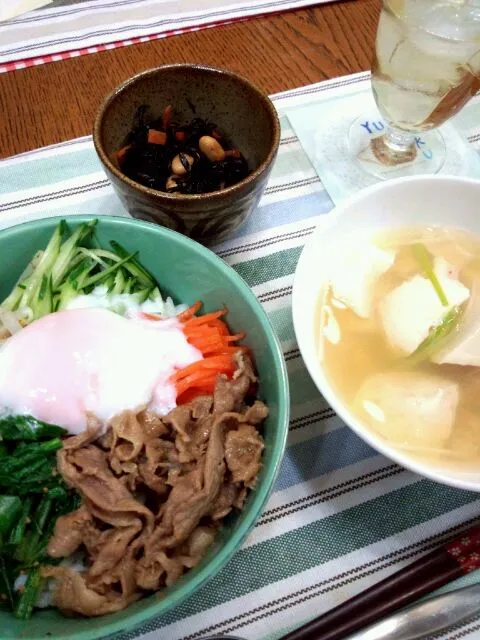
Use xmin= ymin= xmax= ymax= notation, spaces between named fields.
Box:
xmin=0 ymin=0 xmax=380 ymax=158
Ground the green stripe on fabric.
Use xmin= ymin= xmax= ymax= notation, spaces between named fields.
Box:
xmin=122 ymin=480 xmax=479 ymax=636
xmin=233 ymin=246 xmax=302 ymax=288
xmin=267 ymin=306 xmax=295 ymax=343
xmin=289 ymin=368 xmax=320 ymax=404
xmin=288 ymin=365 xmax=321 ymax=406
xmin=0 ymin=148 xmax=103 ymax=195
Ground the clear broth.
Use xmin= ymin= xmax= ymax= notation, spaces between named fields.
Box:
xmin=318 ymin=226 xmax=480 ymax=471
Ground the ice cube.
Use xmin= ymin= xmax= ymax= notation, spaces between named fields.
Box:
xmin=373 ymin=78 xmax=442 ymax=127
xmin=407 ymin=2 xmax=479 ymax=61
xmin=355 ymin=370 xmax=459 ymax=446
xmin=375 ymin=9 xmax=406 ymax=72
xmin=468 ymin=50 xmax=480 ymax=74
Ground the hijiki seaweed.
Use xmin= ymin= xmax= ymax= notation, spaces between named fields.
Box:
xmin=114 ymin=105 xmax=250 ymax=195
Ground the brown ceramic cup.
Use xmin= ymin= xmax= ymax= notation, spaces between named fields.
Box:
xmin=93 ymin=64 xmax=280 ymax=245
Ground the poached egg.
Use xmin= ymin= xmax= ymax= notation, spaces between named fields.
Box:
xmin=0 ymin=308 xmax=201 ymax=434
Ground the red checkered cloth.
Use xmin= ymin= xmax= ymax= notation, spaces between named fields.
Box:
xmin=0 ymin=0 xmax=349 ymax=73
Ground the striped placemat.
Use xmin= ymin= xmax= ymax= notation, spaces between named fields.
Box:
xmin=0 ymin=0 xmax=351 ymax=73
xmin=1 ymin=71 xmax=480 ymax=640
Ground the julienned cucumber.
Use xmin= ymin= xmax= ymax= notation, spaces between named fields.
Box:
xmin=0 ymin=219 xmax=162 ymax=324
xmin=0 ymin=415 xmax=67 ymax=441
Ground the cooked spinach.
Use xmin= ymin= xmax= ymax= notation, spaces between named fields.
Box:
xmin=0 ymin=418 xmax=78 ymax=619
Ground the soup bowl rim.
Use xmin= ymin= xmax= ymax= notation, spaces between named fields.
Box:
xmin=292 ymin=174 xmax=480 ymax=493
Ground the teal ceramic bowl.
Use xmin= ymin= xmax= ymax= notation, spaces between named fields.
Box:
xmin=0 ymin=215 xmax=289 ymax=640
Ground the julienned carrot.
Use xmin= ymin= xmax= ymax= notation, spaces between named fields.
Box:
xmin=189 ymin=339 xmax=224 ymax=351
xmin=176 ymin=383 xmax=216 ymax=405
xmin=225 ymin=333 xmax=245 ymax=342
xmin=202 ymin=346 xmax=249 ymax=358
xmin=183 ymin=309 xmax=227 ymax=327
xmin=183 ymin=319 xmax=227 ymax=333
xmin=225 ymin=149 xmax=242 ymax=159
xmin=172 ymin=355 xmax=235 ymax=382
xmin=177 ymin=301 xmax=202 ymax=322
xmin=162 ymin=105 xmax=173 ymax=130
xmin=172 ymin=301 xmax=247 ymax=404
xmin=148 ymin=129 xmax=167 ymax=145
xmin=183 ymin=324 xmax=230 ymax=339
xmin=140 ymin=312 xmax=162 ymax=321
xmin=112 ymin=145 xmax=131 ymax=166
xmin=209 ymin=319 xmax=229 ymax=335
xmin=176 ymin=372 xmax=222 ymax=398
xmin=183 ymin=325 xmax=225 ymax=339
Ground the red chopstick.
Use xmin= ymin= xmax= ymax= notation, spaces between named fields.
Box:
xmin=281 ymin=525 xmax=480 ymax=640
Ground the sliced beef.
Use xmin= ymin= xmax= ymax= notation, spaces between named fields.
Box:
xmin=184 ymin=525 xmax=216 ymax=561
xmin=209 ymin=482 xmax=241 ymax=520
xmin=164 ymin=396 xmax=213 ymax=463
xmin=225 ymin=424 xmax=264 ymax=488
xmin=47 ymin=506 xmax=93 ymax=558
xmin=41 ymin=566 xmax=139 ymax=616
xmin=163 ymin=404 xmax=192 ymax=440
xmin=135 ymin=551 xmax=182 ymax=590
xmin=138 ymin=410 xmax=168 ymax=439
xmin=244 ymin=401 xmax=269 ymax=425
xmin=88 ymin=523 xmax=141 ymax=578
xmin=110 ymin=410 xmax=145 ymax=462
xmin=213 ymin=352 xmax=257 ymax=415
xmin=233 ymin=486 xmax=247 ymax=510
xmin=48 ymin=353 xmax=266 ymax=617
xmin=58 ymin=445 xmax=154 ymax=530
xmin=82 ymin=519 xmax=104 ymax=557
xmin=138 ymin=438 xmax=178 ymax=494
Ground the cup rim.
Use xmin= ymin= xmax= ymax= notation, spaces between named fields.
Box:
xmin=93 ymin=63 xmax=281 ymax=202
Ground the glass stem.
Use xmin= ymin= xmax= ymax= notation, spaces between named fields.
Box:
xmin=370 ymin=124 xmax=417 ymax=166
xmin=382 ymin=126 xmax=416 ymax=156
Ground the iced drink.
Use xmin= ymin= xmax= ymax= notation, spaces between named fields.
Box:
xmin=372 ymin=0 xmax=480 ymax=132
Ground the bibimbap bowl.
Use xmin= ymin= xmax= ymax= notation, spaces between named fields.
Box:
xmin=0 ymin=215 xmax=289 ymax=640
xmin=93 ymin=64 xmax=281 ymax=246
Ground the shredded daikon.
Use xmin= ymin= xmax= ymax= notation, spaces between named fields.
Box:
xmin=0 ymin=307 xmax=22 ymax=335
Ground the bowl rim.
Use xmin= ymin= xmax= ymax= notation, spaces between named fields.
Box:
xmin=292 ymin=174 xmax=480 ymax=493
xmin=0 ymin=214 xmax=290 ymax=639
xmin=93 ymin=63 xmax=281 ymax=202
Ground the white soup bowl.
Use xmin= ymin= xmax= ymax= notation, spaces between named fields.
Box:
xmin=292 ymin=175 xmax=480 ymax=492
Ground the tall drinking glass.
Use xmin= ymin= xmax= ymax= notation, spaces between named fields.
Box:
xmin=349 ymin=0 xmax=480 ymax=178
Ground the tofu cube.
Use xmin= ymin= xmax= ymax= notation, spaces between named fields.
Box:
xmin=380 ymin=261 xmax=470 ymax=355
xmin=433 ymin=279 xmax=480 ymax=366
xmin=330 ymin=243 xmax=395 ymax=319
xmin=355 ymin=371 xmax=459 ymax=446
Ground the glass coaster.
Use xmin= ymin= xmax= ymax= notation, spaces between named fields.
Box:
xmin=285 ymin=88 xmax=480 ymax=204
xmin=348 ymin=111 xmax=446 ymax=179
